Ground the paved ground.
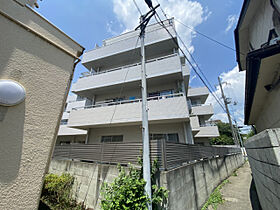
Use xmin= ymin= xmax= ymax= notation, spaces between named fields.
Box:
xmin=217 ymin=161 xmax=260 ymax=210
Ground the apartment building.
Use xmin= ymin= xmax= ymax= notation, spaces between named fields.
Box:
xmin=62 ymin=19 xmax=195 ymax=145
xmin=56 ymin=95 xmax=87 ymax=145
xmin=56 ymin=19 xmax=219 ymax=146
xmin=188 ymin=87 xmax=220 ymax=145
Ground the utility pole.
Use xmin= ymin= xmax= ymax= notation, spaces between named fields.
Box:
xmin=233 ymin=119 xmax=244 ymax=147
xmin=135 ymin=4 xmax=159 ymax=210
xmin=218 ymin=77 xmax=239 ymax=146
xmin=140 ymin=15 xmax=152 ymax=210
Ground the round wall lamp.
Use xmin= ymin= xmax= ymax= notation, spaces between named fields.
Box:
xmin=0 ymin=79 xmax=26 ymax=106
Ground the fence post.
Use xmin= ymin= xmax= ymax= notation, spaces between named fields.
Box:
xmin=161 ymin=139 xmax=167 ymax=170
xmin=101 ymin=142 xmax=104 ymax=163
xmin=69 ymin=144 xmax=71 ymax=160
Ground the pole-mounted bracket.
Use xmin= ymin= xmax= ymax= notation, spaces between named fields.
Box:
xmin=135 ymin=4 xmax=160 ymax=36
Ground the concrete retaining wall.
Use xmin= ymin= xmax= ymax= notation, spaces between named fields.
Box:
xmin=49 ymin=160 xmax=120 ymax=209
xmin=245 ymin=129 xmax=280 ymax=210
xmin=49 ymin=153 xmax=244 ymax=209
xmin=160 ymin=153 xmax=244 ymax=210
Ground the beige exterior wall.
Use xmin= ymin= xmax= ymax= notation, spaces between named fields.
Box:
xmin=243 ymin=0 xmax=280 ymax=132
xmin=0 ymin=1 xmax=83 ymax=209
xmin=248 ymin=0 xmax=274 ymax=50
xmin=255 ymin=85 xmax=280 ymax=132
xmin=88 ymin=123 xmax=186 ymax=144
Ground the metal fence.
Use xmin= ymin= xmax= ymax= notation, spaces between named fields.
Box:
xmin=53 ymin=140 xmax=241 ymax=171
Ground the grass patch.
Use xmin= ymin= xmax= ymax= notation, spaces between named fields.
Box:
xmin=201 ymin=180 xmax=229 ymax=210
xmin=232 ymin=171 xmax=238 ymax=176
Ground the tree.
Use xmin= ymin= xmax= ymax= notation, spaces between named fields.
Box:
xmin=100 ymin=159 xmax=168 ymax=210
xmin=210 ymin=122 xmax=235 ymax=145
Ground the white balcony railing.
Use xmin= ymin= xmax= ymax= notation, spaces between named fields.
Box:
xmin=195 ymin=125 xmax=220 ymax=138
xmin=200 ymin=122 xmax=217 ymax=127
xmin=73 ymin=92 xmax=184 ymax=111
xmin=68 ymin=93 xmax=189 ymax=128
xmin=80 ymin=53 xmax=179 ymax=78
xmin=191 ymin=104 xmax=214 ymax=117
xmin=191 ymin=103 xmax=212 ymax=108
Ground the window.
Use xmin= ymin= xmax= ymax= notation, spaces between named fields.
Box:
xmin=160 ymin=90 xmax=173 ymax=96
xmin=60 ymin=141 xmax=70 ymax=145
xmin=149 ymin=133 xmax=179 ymax=143
xmin=101 ymin=135 xmax=123 ymax=143
xmin=60 ymin=119 xmax=68 ymax=125
xmin=148 ymin=91 xmax=160 ymax=98
xmin=148 ymin=90 xmax=174 ymax=98
xmin=167 ymin=133 xmax=179 ymax=143
xmin=191 ymin=99 xmax=201 ymax=106
xmin=77 ymin=95 xmax=85 ymax=101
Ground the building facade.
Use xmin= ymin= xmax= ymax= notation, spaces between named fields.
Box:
xmin=57 ymin=19 xmax=218 ymax=146
xmin=0 ymin=0 xmax=84 ymax=209
xmin=67 ymin=19 xmax=194 ymax=145
xmin=235 ymin=0 xmax=280 ymax=131
xmin=235 ymin=0 xmax=280 ymax=209
xmin=188 ymin=87 xmax=219 ymax=145
xmin=56 ymin=95 xmax=87 ymax=145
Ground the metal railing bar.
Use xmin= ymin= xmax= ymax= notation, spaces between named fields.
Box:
xmin=73 ymin=92 xmax=184 ymax=110
xmin=79 ymin=53 xmax=179 ymax=78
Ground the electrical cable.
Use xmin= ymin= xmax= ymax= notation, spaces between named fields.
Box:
xmin=154 ymin=3 xmax=225 ymax=103
xmin=133 ymin=0 xmax=143 ymax=15
xmin=109 ymin=36 xmax=140 ymax=124
xmin=155 ymin=1 xmax=247 ymax=128
xmin=82 ymin=36 xmax=141 ymax=205
xmin=154 ymin=11 xmax=227 ymax=114
xmin=154 ymin=0 xmax=243 ymax=55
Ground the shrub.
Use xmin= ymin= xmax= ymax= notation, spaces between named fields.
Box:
xmin=41 ymin=173 xmax=85 ymax=210
xmin=100 ymin=159 xmax=168 ymax=210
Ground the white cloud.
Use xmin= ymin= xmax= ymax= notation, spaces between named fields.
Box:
xmin=112 ymin=0 xmax=210 ymax=54
xmin=206 ymin=65 xmax=246 ymax=125
xmin=190 ymin=75 xmax=197 ymax=84
xmin=225 ymin=14 xmax=238 ymax=33
xmin=106 ymin=21 xmax=119 ymax=36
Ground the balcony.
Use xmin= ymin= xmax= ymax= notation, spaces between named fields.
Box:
xmin=195 ymin=125 xmax=220 ymax=138
xmin=72 ymin=54 xmax=186 ymax=97
xmin=58 ymin=125 xmax=87 ymax=136
xmin=191 ymin=104 xmax=214 ymax=120
xmin=61 ymin=111 xmax=70 ymax=120
xmin=82 ymin=19 xmax=177 ymax=70
xmin=68 ymin=93 xmax=189 ymax=129
xmin=188 ymin=87 xmax=209 ymax=103
xmin=190 ymin=116 xmax=200 ymax=134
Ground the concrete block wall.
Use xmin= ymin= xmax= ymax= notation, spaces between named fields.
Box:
xmin=49 ymin=153 xmax=244 ymax=210
xmin=160 ymin=154 xmax=244 ymax=210
xmin=245 ymin=129 xmax=280 ymax=210
xmin=49 ymin=160 xmax=120 ymax=209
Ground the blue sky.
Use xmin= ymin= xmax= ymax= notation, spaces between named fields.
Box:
xmin=37 ymin=0 xmax=246 ymax=125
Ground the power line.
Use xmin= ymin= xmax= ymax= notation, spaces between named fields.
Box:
xmin=109 ymin=36 xmax=140 ymax=124
xmin=153 ymin=4 xmax=226 ymax=112
xmin=133 ymin=0 xmax=143 ymax=15
xmin=154 ymin=0 xmax=242 ymax=55
xmin=154 ymin=2 xmax=226 ymax=102
xmin=154 ymin=0 xmax=244 ymax=123
xmin=154 ymin=11 xmax=227 ymax=114
xmin=174 ymin=19 xmax=241 ymax=54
